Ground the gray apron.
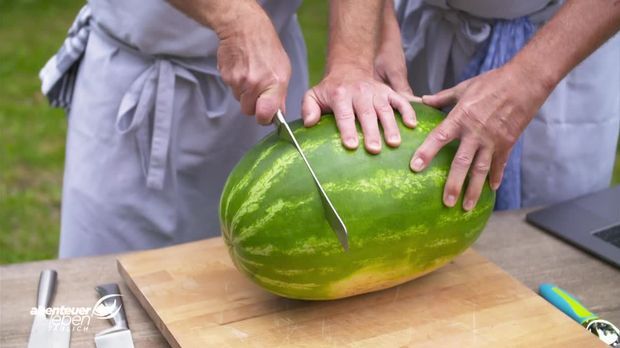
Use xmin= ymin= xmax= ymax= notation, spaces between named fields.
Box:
xmin=52 ymin=0 xmax=308 ymax=257
xmin=396 ymin=0 xmax=620 ymax=208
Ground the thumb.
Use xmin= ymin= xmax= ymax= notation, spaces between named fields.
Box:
xmin=302 ymin=89 xmax=322 ymax=127
xmin=386 ymin=73 xmax=415 ymax=101
xmin=255 ymin=87 xmax=282 ymax=125
xmin=422 ymin=85 xmax=459 ymax=108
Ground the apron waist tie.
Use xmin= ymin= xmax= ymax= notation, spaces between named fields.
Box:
xmin=115 ymin=59 xmax=177 ymax=190
xmin=92 ymin=23 xmax=215 ymax=190
xmin=39 ymin=5 xmax=261 ymax=191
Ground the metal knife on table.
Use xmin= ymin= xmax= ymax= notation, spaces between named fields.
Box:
xmin=274 ymin=109 xmax=349 ymax=251
xmin=540 ymin=283 xmax=619 ymax=346
xmin=94 ymin=283 xmax=135 ymax=348
xmin=27 ymin=270 xmax=71 ymax=348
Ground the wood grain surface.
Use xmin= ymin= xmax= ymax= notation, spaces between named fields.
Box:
xmin=475 ymin=210 xmax=620 ymax=326
xmin=117 ymin=237 xmax=603 ymax=347
xmin=2 ymin=209 xmax=616 ymax=347
xmin=0 ymin=253 xmax=168 ymax=347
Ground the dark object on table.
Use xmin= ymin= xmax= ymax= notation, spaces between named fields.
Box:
xmin=526 ymin=185 xmax=620 ymax=268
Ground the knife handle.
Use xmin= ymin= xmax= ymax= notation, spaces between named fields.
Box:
xmin=36 ymin=270 xmax=57 ymax=310
xmin=539 ymin=283 xmax=599 ymax=325
xmin=96 ymin=283 xmax=129 ymax=330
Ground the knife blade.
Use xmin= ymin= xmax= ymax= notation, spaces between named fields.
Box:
xmin=94 ymin=283 xmax=135 ymax=348
xmin=28 ymin=270 xmax=71 ymax=348
xmin=274 ymin=110 xmax=349 ymax=251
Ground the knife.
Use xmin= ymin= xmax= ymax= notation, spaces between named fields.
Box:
xmin=27 ymin=270 xmax=71 ymax=348
xmin=94 ymin=283 xmax=135 ymax=348
xmin=274 ymin=109 xmax=349 ymax=251
xmin=540 ymin=283 xmax=619 ymax=346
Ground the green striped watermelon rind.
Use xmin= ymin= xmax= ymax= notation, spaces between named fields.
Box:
xmin=219 ymin=103 xmax=495 ymax=300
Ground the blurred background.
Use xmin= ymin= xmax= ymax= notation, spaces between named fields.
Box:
xmin=1 ymin=0 xmax=618 ymax=264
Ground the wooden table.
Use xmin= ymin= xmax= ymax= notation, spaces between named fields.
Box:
xmin=1 ymin=209 xmax=618 ymax=347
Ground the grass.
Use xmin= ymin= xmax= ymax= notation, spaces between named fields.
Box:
xmin=0 ymin=0 xmax=83 ymax=263
xmin=298 ymin=1 xmax=329 ymax=85
xmin=0 ymin=0 xmax=330 ymax=264
xmin=0 ymin=1 xmax=619 ymax=264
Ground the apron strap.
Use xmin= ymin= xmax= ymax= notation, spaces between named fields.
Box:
xmin=93 ymin=24 xmax=210 ymax=190
xmin=147 ymin=61 xmax=175 ymax=190
xmin=113 ymin=57 xmax=207 ymax=191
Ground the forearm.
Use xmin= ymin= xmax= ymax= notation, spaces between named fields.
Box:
xmin=326 ymin=0 xmax=384 ymax=73
xmin=510 ymin=0 xmax=620 ymax=92
xmin=381 ymin=0 xmax=401 ymax=46
xmin=166 ymin=0 xmax=266 ymax=38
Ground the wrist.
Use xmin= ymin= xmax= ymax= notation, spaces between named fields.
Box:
xmin=506 ymin=57 xmax=559 ymax=98
xmin=505 ymin=60 xmax=556 ymax=103
xmin=325 ymin=61 xmax=374 ymax=78
xmin=381 ymin=0 xmax=402 ymax=45
xmin=378 ymin=33 xmax=402 ymax=51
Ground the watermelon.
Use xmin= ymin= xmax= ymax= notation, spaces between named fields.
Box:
xmin=219 ymin=103 xmax=495 ymax=300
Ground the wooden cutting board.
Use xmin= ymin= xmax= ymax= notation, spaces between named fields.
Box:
xmin=117 ymin=238 xmax=601 ymax=347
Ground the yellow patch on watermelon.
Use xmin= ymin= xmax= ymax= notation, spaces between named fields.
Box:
xmin=254 ymin=275 xmax=320 ymax=291
xmin=327 ymin=255 xmax=454 ymax=299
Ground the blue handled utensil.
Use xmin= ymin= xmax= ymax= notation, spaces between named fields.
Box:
xmin=539 ymin=283 xmax=619 ymax=346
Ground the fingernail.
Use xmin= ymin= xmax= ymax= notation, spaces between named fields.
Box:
xmin=463 ymin=199 xmax=475 ymax=211
xmin=445 ymin=195 xmax=456 ymax=207
xmin=345 ymin=137 xmax=358 ymax=148
xmin=369 ymin=141 xmax=381 ymax=152
xmin=491 ymin=181 xmax=500 ymax=191
xmin=411 ymin=157 xmax=424 ymax=171
xmin=389 ymin=134 xmax=400 ymax=143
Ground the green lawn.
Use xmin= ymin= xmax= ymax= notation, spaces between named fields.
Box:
xmin=0 ymin=1 xmax=618 ymax=264
xmin=0 ymin=0 xmax=329 ymax=264
xmin=0 ymin=0 xmax=82 ymax=263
